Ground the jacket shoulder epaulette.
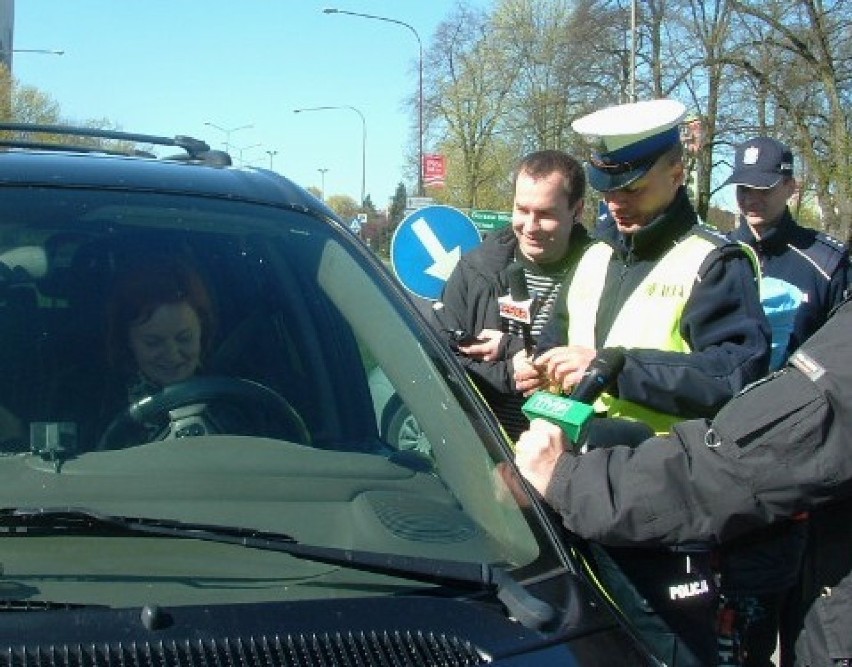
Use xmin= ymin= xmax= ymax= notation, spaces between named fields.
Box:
xmin=793 ymin=228 xmax=849 ymax=277
xmin=811 ymin=229 xmax=847 ymax=255
xmin=692 ymin=223 xmax=742 ymax=250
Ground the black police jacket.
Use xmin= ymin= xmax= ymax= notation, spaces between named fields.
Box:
xmin=729 ymin=208 xmax=849 ymax=356
xmin=719 ymin=212 xmax=848 ymax=599
xmin=543 ymin=295 xmax=852 ymax=665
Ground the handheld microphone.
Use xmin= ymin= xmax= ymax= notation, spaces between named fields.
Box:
xmin=498 ymin=263 xmax=538 ymax=354
xmin=507 ymin=262 xmax=530 ymax=302
xmin=521 ymin=348 xmax=625 ymax=445
xmin=568 ymin=347 xmax=626 ymax=405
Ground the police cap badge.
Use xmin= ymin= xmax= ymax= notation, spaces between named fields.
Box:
xmin=723 ymin=136 xmax=794 ymax=189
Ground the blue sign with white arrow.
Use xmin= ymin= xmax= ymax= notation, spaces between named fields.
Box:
xmin=391 ymin=205 xmax=482 ymax=300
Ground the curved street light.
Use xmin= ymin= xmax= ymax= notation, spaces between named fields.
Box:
xmin=293 ymin=105 xmax=366 ymax=205
xmin=9 ymin=49 xmax=65 ymax=55
xmin=203 ymin=122 xmax=253 ymax=154
xmin=1 ymin=48 xmax=65 ymax=71
xmin=234 ymin=142 xmax=261 ymax=166
xmin=265 ymin=149 xmax=279 ymax=170
xmin=322 ymin=8 xmax=423 ymax=196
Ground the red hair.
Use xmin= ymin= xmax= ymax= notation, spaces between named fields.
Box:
xmin=105 ymin=255 xmax=215 ymax=371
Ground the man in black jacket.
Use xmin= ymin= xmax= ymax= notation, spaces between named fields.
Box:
xmin=435 ymin=150 xmax=590 ymax=441
xmin=514 ymin=295 xmax=852 ymax=666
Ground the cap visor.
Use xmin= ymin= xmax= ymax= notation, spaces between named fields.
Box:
xmin=723 ymin=170 xmax=782 ymax=189
xmin=586 ymin=163 xmax=649 ymax=192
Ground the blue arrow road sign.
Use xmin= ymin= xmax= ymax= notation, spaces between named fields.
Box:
xmin=391 ymin=205 xmax=481 ymax=300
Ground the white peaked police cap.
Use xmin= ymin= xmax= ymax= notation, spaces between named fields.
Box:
xmin=571 ymin=99 xmax=687 ymax=192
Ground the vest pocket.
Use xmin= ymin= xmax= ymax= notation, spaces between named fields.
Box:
xmin=710 ymin=367 xmax=827 ymax=456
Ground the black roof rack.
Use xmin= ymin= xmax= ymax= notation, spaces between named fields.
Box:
xmin=0 ymin=123 xmax=232 ymax=166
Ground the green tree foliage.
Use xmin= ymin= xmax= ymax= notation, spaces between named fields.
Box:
xmin=724 ymin=0 xmax=851 ymax=240
xmin=361 ymin=194 xmax=377 ymax=215
xmin=428 ymin=138 xmax=516 ymax=211
xmin=424 ymin=2 xmax=521 ymax=209
xmin=0 ymin=64 xmax=146 ymax=155
xmin=1 ymin=63 xmax=61 ymax=124
xmin=12 ymin=82 xmax=62 ymax=124
xmin=306 ymin=186 xmax=322 ymax=200
xmin=495 ymin=0 xmax=619 ymax=150
xmin=415 ymin=0 xmax=849 ymax=239
xmin=326 ymin=194 xmax=359 ymax=221
xmin=388 ymin=182 xmax=408 ymax=227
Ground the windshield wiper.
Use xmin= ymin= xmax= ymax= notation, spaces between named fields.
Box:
xmin=0 ymin=506 xmax=555 ymax=630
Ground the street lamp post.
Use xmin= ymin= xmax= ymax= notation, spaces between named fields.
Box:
xmin=8 ymin=49 xmax=65 ymax=55
xmin=203 ymin=122 xmax=253 ymax=154
xmin=265 ymin=149 xmax=279 ymax=170
xmin=234 ymin=143 xmax=261 ymax=166
xmin=293 ymin=105 xmax=366 ymax=205
xmin=629 ymin=0 xmax=637 ymax=103
xmin=322 ymin=8 xmax=424 ymax=197
xmin=1 ymin=48 xmax=65 ymax=65
xmin=318 ymin=168 xmax=329 ymax=201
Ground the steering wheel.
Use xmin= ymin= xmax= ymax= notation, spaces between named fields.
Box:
xmin=96 ymin=375 xmax=310 ymax=450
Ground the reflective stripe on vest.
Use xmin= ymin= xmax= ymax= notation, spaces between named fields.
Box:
xmin=565 ymin=234 xmax=719 ymax=433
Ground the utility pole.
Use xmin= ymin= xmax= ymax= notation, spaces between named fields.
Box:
xmin=318 ymin=168 xmax=329 ymax=200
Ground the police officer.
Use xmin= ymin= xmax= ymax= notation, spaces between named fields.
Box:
xmin=718 ymin=137 xmax=850 ymax=666
xmin=514 ymin=100 xmax=771 ymax=666
xmin=518 ymin=100 xmax=769 ymax=433
xmin=514 ymin=292 xmax=852 ymax=666
xmin=726 ymin=136 xmax=849 ymax=369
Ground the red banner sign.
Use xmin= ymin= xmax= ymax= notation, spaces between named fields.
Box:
xmin=423 ymin=154 xmax=446 ymax=188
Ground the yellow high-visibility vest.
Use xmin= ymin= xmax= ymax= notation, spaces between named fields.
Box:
xmin=565 ymin=231 xmax=727 ymax=433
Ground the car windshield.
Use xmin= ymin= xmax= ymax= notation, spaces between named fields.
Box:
xmin=0 ymin=185 xmax=557 ymax=608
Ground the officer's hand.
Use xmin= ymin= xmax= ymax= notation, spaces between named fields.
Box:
xmin=537 ymin=345 xmax=597 ymax=393
xmin=513 ymin=349 xmax=546 ymax=396
xmin=458 ymin=328 xmax=503 ymax=361
xmin=514 ymin=419 xmax=569 ymax=496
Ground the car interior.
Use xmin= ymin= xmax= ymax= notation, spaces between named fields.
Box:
xmin=0 ymin=188 xmax=383 ymax=455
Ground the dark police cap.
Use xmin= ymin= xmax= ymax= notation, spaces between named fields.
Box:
xmin=723 ymin=137 xmax=793 ymax=189
xmin=571 ymin=99 xmax=687 ymax=192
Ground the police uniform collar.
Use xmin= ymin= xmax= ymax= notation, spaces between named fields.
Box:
xmin=731 ymin=208 xmax=795 ymax=249
xmin=613 ymin=187 xmax=696 ymax=258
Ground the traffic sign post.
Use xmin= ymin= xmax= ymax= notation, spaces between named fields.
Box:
xmin=404 ymin=196 xmax=436 ymax=219
xmin=390 ymin=205 xmax=481 ymax=300
xmin=470 ymin=209 xmax=512 ymax=231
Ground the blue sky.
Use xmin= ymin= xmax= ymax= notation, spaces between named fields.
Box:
xmin=11 ymin=1 xmax=479 ymax=207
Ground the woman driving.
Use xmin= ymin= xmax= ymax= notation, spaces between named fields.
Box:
xmin=106 ymin=254 xmax=215 ymax=403
xmin=47 ymin=253 xmax=217 ymax=450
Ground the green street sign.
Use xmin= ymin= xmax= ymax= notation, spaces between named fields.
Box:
xmin=470 ymin=209 xmax=512 ymax=230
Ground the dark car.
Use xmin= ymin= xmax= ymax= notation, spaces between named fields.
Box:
xmin=0 ymin=124 xmax=656 ymax=666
